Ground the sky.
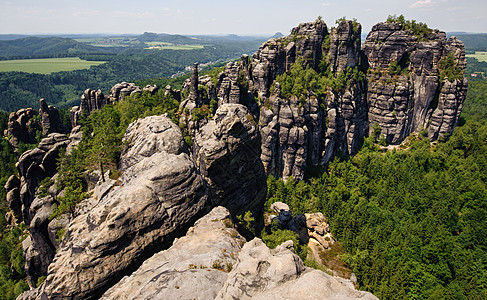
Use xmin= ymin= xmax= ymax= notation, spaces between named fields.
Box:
xmin=0 ymin=0 xmax=485 ymax=35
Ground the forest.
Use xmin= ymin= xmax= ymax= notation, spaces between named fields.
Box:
xmin=0 ymin=35 xmax=265 ymax=112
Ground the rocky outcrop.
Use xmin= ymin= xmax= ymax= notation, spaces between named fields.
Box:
xmin=176 ymin=19 xmax=465 ymax=180
xmin=70 ymin=89 xmax=107 ymax=127
xmin=100 ymin=207 xmax=375 ymax=300
xmin=108 ymin=82 xmax=142 ymax=103
xmin=4 ymin=108 xmax=41 ymax=149
xmin=29 ymin=115 xmax=208 ymax=299
xmin=101 ymin=206 xmax=245 ymax=299
xmin=270 ymin=202 xmax=336 ymax=265
xmin=216 ymin=238 xmax=377 ymax=300
xmin=194 ymin=104 xmax=266 ymax=218
xmin=3 ymin=133 xmax=71 ymax=287
xmin=15 ymin=133 xmax=70 ymax=224
xmin=70 ymin=83 xmax=159 ymax=127
xmin=39 ymin=99 xmax=66 ymax=136
xmin=363 ymin=22 xmax=467 ymax=143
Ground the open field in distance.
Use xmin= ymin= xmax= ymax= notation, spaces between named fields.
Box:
xmin=466 ymin=51 xmax=487 ymax=62
xmin=0 ymin=57 xmax=106 ymax=74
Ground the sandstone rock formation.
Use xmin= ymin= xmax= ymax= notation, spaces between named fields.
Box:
xmin=39 ymin=99 xmax=66 ymax=136
xmin=108 ymin=82 xmax=143 ymax=103
xmin=4 ymin=108 xmax=40 ymax=148
xmin=363 ymin=22 xmax=467 ymax=144
xmin=18 ymin=108 xmax=267 ymax=299
xmin=29 ymin=115 xmax=208 ymax=299
xmin=101 ymin=206 xmax=245 ymax=300
xmin=70 ymin=83 xmax=158 ymax=127
xmin=216 ymin=238 xmax=377 ymax=300
xmin=4 ymin=98 xmax=65 ymax=149
xmin=176 ymin=19 xmax=466 ymax=181
xmin=69 ymin=89 xmax=107 ymax=127
xmin=102 ymin=207 xmax=376 ymax=300
xmin=270 ymin=202 xmax=336 ymax=265
xmin=194 ymin=104 xmax=266 ymax=218
xmin=2 ymin=133 xmax=71 ymax=286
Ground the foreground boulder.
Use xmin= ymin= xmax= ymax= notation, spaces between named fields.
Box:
xmin=216 ymin=238 xmax=377 ymax=300
xmin=101 ymin=206 xmax=245 ymax=299
xmin=31 ymin=115 xmax=208 ymax=299
xmin=102 ymin=206 xmax=376 ymax=300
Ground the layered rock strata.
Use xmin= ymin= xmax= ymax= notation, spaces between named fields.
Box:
xmin=31 ymin=115 xmax=208 ymax=299
xmin=177 ymin=19 xmax=466 ymax=180
xmin=194 ymin=104 xmax=266 ymax=218
xmin=5 ymin=99 xmax=65 ymax=149
xmin=363 ymin=22 xmax=468 ymax=144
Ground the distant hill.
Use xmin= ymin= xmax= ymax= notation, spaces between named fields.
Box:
xmin=0 ymin=37 xmax=112 ymax=59
xmin=448 ymin=33 xmax=487 ymax=52
xmin=137 ymin=32 xmax=201 ymax=45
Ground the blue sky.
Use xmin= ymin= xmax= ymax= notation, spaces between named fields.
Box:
xmin=0 ymin=0 xmax=485 ymax=35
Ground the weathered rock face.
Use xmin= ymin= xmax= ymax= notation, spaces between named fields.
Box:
xmin=177 ymin=20 xmax=369 ymax=181
xmin=270 ymin=202 xmax=336 ymax=265
xmin=180 ymin=19 xmax=465 ymax=179
xmin=216 ymin=238 xmax=377 ymax=300
xmin=30 ymin=115 xmax=208 ymax=299
xmin=101 ymin=207 xmax=374 ymax=300
xmin=70 ymin=89 xmax=107 ymax=127
xmin=15 ymin=133 xmax=70 ymax=224
xmin=39 ymin=99 xmax=66 ymax=136
xmin=4 ymin=108 xmax=41 ymax=149
xmin=247 ymin=21 xmax=328 ymax=99
xmin=4 ymin=133 xmax=71 ymax=287
xmin=363 ymin=22 xmax=467 ymax=143
xmin=101 ymin=206 xmax=245 ymax=300
xmin=194 ymin=104 xmax=266 ymax=218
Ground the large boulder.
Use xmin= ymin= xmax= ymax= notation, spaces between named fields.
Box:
xmin=216 ymin=238 xmax=378 ymax=300
xmin=31 ymin=115 xmax=208 ymax=299
xmin=101 ymin=206 xmax=245 ymax=300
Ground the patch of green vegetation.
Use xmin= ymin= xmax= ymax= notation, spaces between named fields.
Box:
xmin=275 ymin=58 xmax=366 ymax=102
xmin=386 ymin=14 xmax=433 ymax=39
xmin=51 ymin=90 xmax=179 ymax=218
xmin=0 ymin=57 xmax=105 ymax=74
xmin=37 ymin=177 xmax=53 ymax=198
xmin=438 ymin=52 xmax=464 ymax=82
xmin=261 ymin=219 xmax=309 ymax=262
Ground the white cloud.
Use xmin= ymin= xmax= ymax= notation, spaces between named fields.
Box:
xmin=322 ymin=2 xmax=331 ymax=7
xmin=410 ymin=0 xmax=435 ymax=8
xmin=365 ymin=8 xmax=372 ymax=12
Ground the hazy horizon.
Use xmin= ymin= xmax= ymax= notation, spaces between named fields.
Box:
xmin=1 ymin=0 xmax=486 ymax=36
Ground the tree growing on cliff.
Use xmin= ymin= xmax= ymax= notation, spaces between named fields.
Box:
xmin=85 ymin=105 xmax=123 ymax=182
